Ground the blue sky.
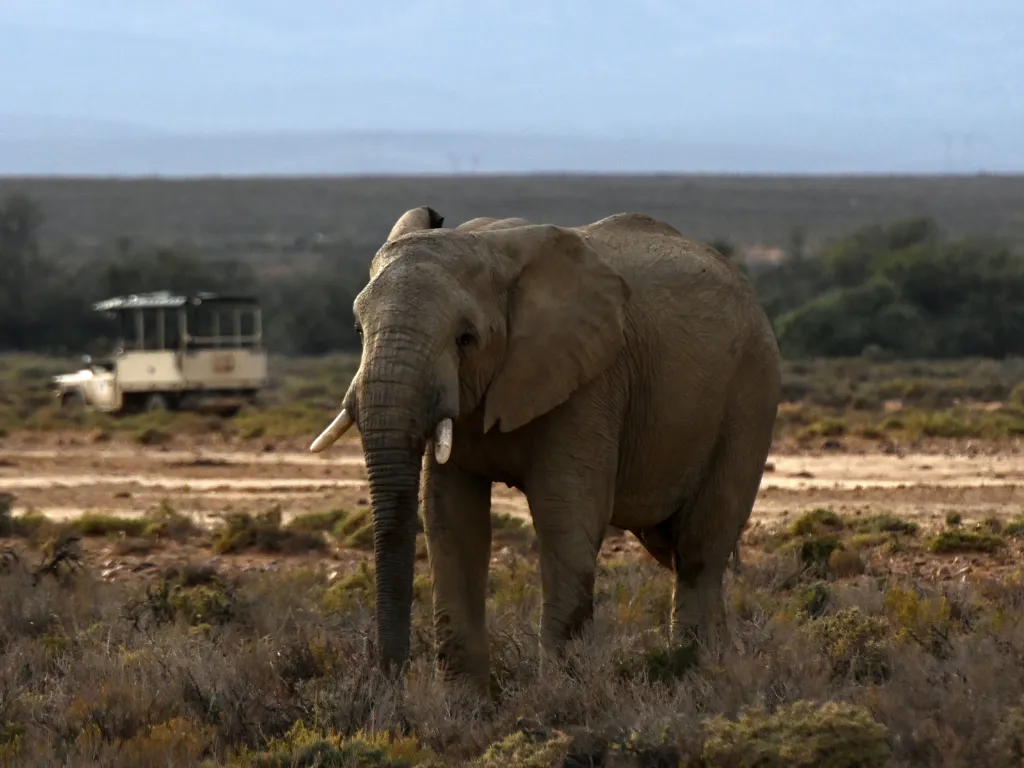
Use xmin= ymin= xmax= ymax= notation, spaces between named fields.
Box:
xmin=0 ymin=1 xmax=1021 ymax=171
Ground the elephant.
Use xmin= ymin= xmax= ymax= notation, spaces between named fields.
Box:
xmin=310 ymin=206 xmax=782 ymax=694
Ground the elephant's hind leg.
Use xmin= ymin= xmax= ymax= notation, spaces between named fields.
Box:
xmin=670 ymin=430 xmax=768 ymax=656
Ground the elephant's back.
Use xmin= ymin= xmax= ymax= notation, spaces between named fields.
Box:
xmin=578 ymin=213 xmax=764 ymax=331
xmin=578 ymin=213 xmax=744 ymax=285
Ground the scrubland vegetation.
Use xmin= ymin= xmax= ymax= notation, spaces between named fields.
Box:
xmin=2 ymin=492 xmax=1024 ymax=766
xmin=2 ymin=352 xmax=1023 ymax=450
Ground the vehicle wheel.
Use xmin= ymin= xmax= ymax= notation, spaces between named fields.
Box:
xmin=61 ymin=391 xmax=85 ymax=411
xmin=144 ymin=394 xmax=170 ymax=412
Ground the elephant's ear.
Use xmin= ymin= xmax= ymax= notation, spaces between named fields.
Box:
xmin=371 ymin=207 xmax=446 ymax=278
xmin=386 ymin=206 xmax=444 ymax=242
xmin=481 ymin=225 xmax=631 ymax=433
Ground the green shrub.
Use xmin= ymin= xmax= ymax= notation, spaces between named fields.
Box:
xmin=470 ymin=731 xmax=573 ymax=768
xmin=143 ymin=500 xmax=200 ymax=540
xmin=214 ymin=505 xmax=326 ymax=554
xmin=791 ymin=508 xmax=845 ymax=536
xmin=852 ymin=514 xmax=918 ymax=536
xmin=809 ymin=607 xmax=892 ymax=683
xmin=237 ymin=722 xmax=436 ymax=767
xmin=701 ymin=700 xmax=893 ymax=768
xmin=798 ymin=536 xmax=845 ymax=572
xmin=929 ymin=530 xmax=1004 ymax=554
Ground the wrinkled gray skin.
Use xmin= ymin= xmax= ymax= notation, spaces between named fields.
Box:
xmin=314 ymin=206 xmax=781 ymax=694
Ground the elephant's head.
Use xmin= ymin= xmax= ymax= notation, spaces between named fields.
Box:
xmin=310 ymin=206 xmax=630 ymax=675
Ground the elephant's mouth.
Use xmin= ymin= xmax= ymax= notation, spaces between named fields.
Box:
xmin=309 ymin=409 xmax=453 ymax=463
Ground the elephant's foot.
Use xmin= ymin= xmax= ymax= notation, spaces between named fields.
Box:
xmin=436 ymin=664 xmax=491 ymax=701
xmin=671 ymin=564 xmax=729 ymax=663
xmin=435 ymin=642 xmax=490 ymax=698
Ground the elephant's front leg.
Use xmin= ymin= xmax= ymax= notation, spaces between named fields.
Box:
xmin=420 ymin=454 xmax=493 ymax=693
xmin=527 ymin=443 xmax=616 ymax=666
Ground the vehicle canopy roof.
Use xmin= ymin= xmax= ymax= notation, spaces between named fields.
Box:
xmin=92 ymin=291 xmax=260 ymax=313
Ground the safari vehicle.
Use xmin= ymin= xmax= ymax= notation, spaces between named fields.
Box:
xmin=52 ymin=291 xmax=268 ymax=416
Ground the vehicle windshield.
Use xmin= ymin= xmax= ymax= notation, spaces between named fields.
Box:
xmin=93 ymin=302 xmax=262 ymax=354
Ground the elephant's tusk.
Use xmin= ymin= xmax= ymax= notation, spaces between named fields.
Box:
xmin=310 ymin=408 xmax=354 ymax=453
xmin=434 ymin=418 xmax=453 ymax=464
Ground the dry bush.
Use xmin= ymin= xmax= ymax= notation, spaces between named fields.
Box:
xmin=213 ymin=505 xmax=326 ymax=555
xmin=0 ymin=515 xmax=1023 ymax=766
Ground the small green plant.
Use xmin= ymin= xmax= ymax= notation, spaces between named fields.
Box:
xmin=134 ymin=426 xmax=171 ymax=446
xmin=796 ymin=581 xmax=832 ymax=618
xmin=1004 ymin=518 xmax=1024 ymax=538
xmin=0 ymin=492 xmax=13 ymax=536
xmin=980 ymin=515 xmax=1004 ymax=534
xmin=828 ymin=548 xmax=866 ymax=577
xmin=286 ymin=508 xmax=348 ymax=534
xmin=617 ymin=642 xmax=700 ymax=686
xmin=170 ymin=585 xmax=236 ymax=626
xmin=850 ymin=532 xmax=891 ymax=550
xmin=322 ymin=564 xmax=376 ymax=611
xmin=945 ymin=511 xmax=963 ymax=527
xmin=798 ymin=418 xmax=848 ymax=439
xmin=72 ymin=512 xmax=148 ymax=538
xmin=236 ymin=721 xmax=435 ymax=767
xmin=0 ymin=499 xmax=49 ymax=539
xmin=332 ymin=508 xmax=376 ymax=550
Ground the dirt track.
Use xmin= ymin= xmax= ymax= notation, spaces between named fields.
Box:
xmin=2 ymin=436 xmax=1022 ymax=531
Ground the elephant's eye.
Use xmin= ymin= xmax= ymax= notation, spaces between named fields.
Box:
xmin=355 ymin=324 xmax=364 ymax=340
xmin=456 ymin=331 xmax=475 ymax=349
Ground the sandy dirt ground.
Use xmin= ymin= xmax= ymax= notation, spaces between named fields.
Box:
xmin=2 ymin=435 xmax=1022 ymax=531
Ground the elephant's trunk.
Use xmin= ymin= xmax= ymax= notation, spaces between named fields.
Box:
xmin=357 ymin=329 xmax=436 ymax=676
xmin=362 ymin=431 xmax=421 ymax=676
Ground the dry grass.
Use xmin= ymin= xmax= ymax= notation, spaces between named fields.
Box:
xmin=1 ymin=503 xmax=1023 ymax=766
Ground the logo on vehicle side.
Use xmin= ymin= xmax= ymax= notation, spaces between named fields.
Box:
xmin=213 ymin=354 xmax=236 ymax=373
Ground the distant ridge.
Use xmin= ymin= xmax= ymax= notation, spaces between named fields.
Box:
xmin=3 ymin=124 xmax=1020 ymax=177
